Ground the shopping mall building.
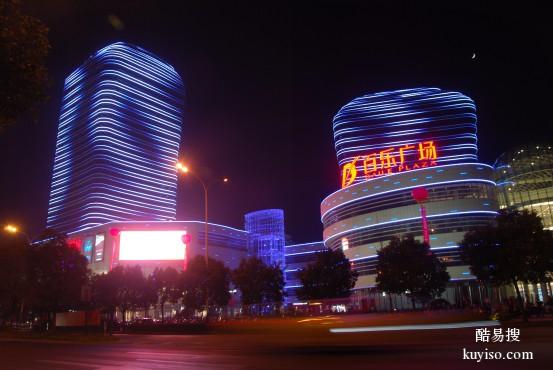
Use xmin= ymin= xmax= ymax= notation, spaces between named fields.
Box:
xmin=321 ymin=88 xmax=500 ymax=309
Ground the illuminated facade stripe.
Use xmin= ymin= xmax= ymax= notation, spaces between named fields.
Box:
xmin=245 ymin=209 xmax=285 ymax=267
xmin=333 ymin=88 xmax=477 ymax=186
xmin=47 ymin=42 xmax=184 ymax=234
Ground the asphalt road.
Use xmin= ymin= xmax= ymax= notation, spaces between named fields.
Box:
xmin=1 ymin=317 xmax=552 ymax=370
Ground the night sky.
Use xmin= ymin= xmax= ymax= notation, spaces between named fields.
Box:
xmin=1 ymin=1 xmax=552 ymax=243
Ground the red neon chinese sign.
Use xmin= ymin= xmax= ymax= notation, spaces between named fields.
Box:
xmin=341 ymin=141 xmax=438 ymax=188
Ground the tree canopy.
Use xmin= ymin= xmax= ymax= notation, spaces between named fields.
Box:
xmin=376 ymin=235 xmax=450 ymax=309
xmin=0 ymin=0 xmax=50 ymax=129
xmin=149 ymin=267 xmax=181 ymax=322
xmin=26 ymin=234 xmax=89 ymax=320
xmin=0 ymin=234 xmax=28 ymax=321
xmin=180 ymin=256 xmax=231 ymax=313
xmin=91 ymin=265 xmax=157 ymax=326
xmin=296 ymin=248 xmax=358 ymax=300
xmin=460 ymin=209 xmax=553 ymax=306
xmin=232 ymin=257 xmax=285 ymax=308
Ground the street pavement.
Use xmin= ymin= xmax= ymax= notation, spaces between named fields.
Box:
xmin=1 ymin=313 xmax=552 ymax=369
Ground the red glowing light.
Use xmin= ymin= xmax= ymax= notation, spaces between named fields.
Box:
xmin=181 ymin=233 xmax=191 ymax=244
xmin=411 ymin=187 xmax=429 ymax=203
xmin=109 ymin=228 xmax=120 ymax=237
xmin=67 ymin=238 xmax=82 ymax=251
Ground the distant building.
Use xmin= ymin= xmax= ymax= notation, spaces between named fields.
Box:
xmin=494 ymin=144 xmax=553 ymax=230
xmin=322 ymin=88 xmax=498 ymax=309
xmin=245 ymin=209 xmax=285 ymax=267
xmin=47 ymin=42 xmax=184 ymax=234
xmin=284 ymin=242 xmax=326 ymax=302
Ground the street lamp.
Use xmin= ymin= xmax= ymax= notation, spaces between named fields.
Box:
xmin=3 ymin=224 xmax=31 ymax=244
xmin=175 ymin=162 xmax=229 ymax=268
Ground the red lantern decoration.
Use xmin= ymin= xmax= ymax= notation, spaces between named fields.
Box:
xmin=411 ymin=187 xmax=429 ymax=203
xmin=181 ymin=233 xmax=191 ymax=244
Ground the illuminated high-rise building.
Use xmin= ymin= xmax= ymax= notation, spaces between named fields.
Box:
xmin=47 ymin=42 xmax=184 ymax=234
xmin=322 ymin=88 xmax=498 ymax=309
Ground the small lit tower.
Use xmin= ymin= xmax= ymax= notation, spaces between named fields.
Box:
xmin=245 ymin=209 xmax=285 ymax=267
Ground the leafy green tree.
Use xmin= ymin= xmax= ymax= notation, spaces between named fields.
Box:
xmin=150 ymin=267 xmax=181 ymax=322
xmin=376 ymin=235 xmax=450 ymax=310
xmin=232 ymin=257 xmax=285 ymax=314
xmin=27 ymin=233 xmax=89 ymax=328
xmin=0 ymin=0 xmax=50 ymax=129
xmin=0 ymin=235 xmax=28 ymax=322
xmin=296 ymin=249 xmax=358 ymax=301
xmin=180 ymin=256 xmax=231 ymax=316
xmin=461 ymin=209 xmax=553 ymax=316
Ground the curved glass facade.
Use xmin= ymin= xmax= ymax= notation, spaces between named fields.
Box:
xmin=47 ymin=42 xmax=184 ymax=234
xmin=334 ymin=88 xmax=477 ymax=187
xmin=494 ymin=144 xmax=553 ymax=230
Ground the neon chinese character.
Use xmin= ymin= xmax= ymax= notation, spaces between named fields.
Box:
xmin=418 ymin=141 xmax=437 ymax=160
xmin=492 ymin=328 xmax=504 ymax=342
xmin=363 ymin=153 xmax=378 ymax=178
xmin=475 ymin=328 xmax=490 ymax=342
xmin=341 ymin=157 xmax=359 ymax=188
xmin=399 ymin=144 xmax=415 ymax=165
xmin=506 ymin=328 xmax=520 ymax=342
xmin=379 ymin=148 xmax=397 ymax=169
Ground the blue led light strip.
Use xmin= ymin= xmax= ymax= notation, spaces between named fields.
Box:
xmin=323 ymin=210 xmax=498 ymax=244
xmin=333 ymin=88 xmax=478 ymax=186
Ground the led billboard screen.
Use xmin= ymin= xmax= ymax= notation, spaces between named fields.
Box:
xmin=118 ymin=230 xmax=187 ymax=261
xmin=94 ymin=233 xmax=105 ymax=262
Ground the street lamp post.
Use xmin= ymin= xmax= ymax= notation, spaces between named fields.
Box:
xmin=3 ymin=224 xmax=32 ymax=244
xmin=176 ymin=162 xmax=228 ymax=314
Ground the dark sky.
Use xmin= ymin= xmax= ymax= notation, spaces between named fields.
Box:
xmin=1 ymin=1 xmax=552 ymax=242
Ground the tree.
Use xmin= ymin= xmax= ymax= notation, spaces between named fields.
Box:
xmin=296 ymin=249 xmax=358 ymax=301
xmin=232 ymin=257 xmax=285 ymax=314
xmin=0 ymin=0 xmax=50 ymax=129
xmin=180 ymin=256 xmax=231 ymax=317
xmin=150 ymin=267 xmax=181 ymax=323
xmin=91 ymin=272 xmax=118 ymax=332
xmin=376 ymin=235 xmax=450 ymax=310
xmin=461 ymin=209 xmax=553 ymax=317
xmin=26 ymin=233 xmax=89 ymax=328
xmin=0 ymin=235 xmax=28 ymax=322
xmin=115 ymin=266 xmax=148 ymax=325
xmin=92 ymin=265 xmax=156 ymax=329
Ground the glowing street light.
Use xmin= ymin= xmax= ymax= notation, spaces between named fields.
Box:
xmin=4 ymin=224 xmax=18 ymax=233
xmin=3 ymin=224 xmax=31 ymax=244
xmin=176 ymin=162 xmax=229 ymax=316
xmin=175 ymin=162 xmax=229 ymax=267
